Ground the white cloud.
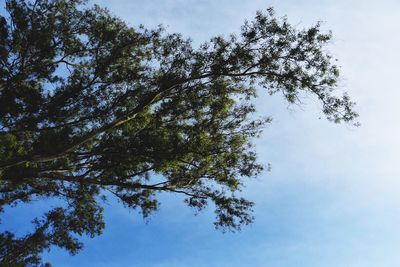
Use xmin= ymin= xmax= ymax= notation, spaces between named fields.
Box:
xmin=85 ymin=1 xmax=400 ymax=265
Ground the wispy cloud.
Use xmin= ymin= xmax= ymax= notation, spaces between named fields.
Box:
xmin=40 ymin=0 xmax=400 ymax=265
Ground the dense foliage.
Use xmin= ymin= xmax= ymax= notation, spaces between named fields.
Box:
xmin=0 ymin=0 xmax=357 ymax=265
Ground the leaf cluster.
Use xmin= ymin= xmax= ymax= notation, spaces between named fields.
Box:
xmin=0 ymin=1 xmax=357 ymax=264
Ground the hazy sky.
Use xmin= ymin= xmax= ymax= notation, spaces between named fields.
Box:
xmin=4 ymin=0 xmax=400 ymax=266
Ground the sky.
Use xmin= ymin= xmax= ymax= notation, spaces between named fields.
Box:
xmin=3 ymin=0 xmax=400 ymax=266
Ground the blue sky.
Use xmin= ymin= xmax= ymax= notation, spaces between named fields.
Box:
xmin=3 ymin=0 xmax=400 ymax=266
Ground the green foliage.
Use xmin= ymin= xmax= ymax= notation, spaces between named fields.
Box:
xmin=0 ymin=1 xmax=357 ymax=265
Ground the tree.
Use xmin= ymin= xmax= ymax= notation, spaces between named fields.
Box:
xmin=0 ymin=0 xmax=357 ymax=265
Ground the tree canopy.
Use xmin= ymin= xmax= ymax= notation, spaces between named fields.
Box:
xmin=0 ymin=0 xmax=357 ymax=265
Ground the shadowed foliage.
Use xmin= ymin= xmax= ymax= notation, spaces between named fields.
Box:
xmin=0 ymin=0 xmax=357 ymax=265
